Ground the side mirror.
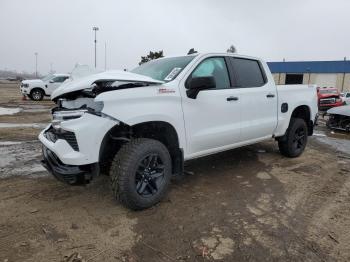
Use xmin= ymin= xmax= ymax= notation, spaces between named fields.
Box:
xmin=49 ymin=80 xmax=54 ymax=83
xmin=186 ymin=76 xmax=216 ymax=99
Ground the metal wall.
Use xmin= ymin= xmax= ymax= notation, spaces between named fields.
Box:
xmin=272 ymin=73 xmax=350 ymax=92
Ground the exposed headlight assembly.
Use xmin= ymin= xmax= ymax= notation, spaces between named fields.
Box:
xmin=52 ymin=109 xmax=88 ymax=130
xmin=51 ymin=101 xmax=108 ymax=130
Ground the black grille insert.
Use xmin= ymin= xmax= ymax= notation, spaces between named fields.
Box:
xmin=45 ymin=127 xmax=79 ymax=151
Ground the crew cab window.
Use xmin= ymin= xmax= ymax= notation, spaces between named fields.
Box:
xmin=347 ymin=93 xmax=350 ymax=98
xmin=230 ymin=58 xmax=265 ymax=88
xmin=191 ymin=57 xmax=230 ymax=89
xmin=52 ymin=76 xmax=68 ymax=83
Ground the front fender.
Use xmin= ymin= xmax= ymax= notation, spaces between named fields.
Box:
xmin=96 ymin=86 xmax=187 ymax=152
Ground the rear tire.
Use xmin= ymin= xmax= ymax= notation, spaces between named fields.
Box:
xmin=30 ymin=89 xmax=44 ymax=101
xmin=110 ymin=138 xmax=172 ymax=210
xmin=278 ymin=118 xmax=308 ymax=158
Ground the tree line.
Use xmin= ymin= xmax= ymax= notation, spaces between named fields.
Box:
xmin=138 ymin=45 xmax=237 ymax=65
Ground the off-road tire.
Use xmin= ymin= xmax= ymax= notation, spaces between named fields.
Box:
xmin=278 ymin=118 xmax=308 ymax=158
xmin=110 ymin=138 xmax=172 ymax=210
xmin=30 ymin=88 xmax=44 ymax=101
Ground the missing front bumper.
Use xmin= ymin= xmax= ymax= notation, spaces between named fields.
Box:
xmin=41 ymin=146 xmax=99 ymax=185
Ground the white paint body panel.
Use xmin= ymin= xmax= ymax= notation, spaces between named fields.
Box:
xmin=274 ymin=84 xmax=318 ymax=137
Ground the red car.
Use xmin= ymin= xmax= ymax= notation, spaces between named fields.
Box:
xmin=317 ymin=87 xmax=343 ymax=110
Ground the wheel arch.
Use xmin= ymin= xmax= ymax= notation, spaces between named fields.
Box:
xmin=99 ymin=120 xmax=184 ymax=176
xmin=290 ymin=105 xmax=313 ymax=135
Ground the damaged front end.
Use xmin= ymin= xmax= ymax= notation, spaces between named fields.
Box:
xmin=326 ymin=105 xmax=350 ymax=132
xmin=40 ymin=71 xmax=163 ymax=185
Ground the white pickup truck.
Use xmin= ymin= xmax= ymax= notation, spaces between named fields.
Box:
xmin=20 ymin=73 xmax=70 ymax=101
xmin=39 ymin=53 xmax=318 ymax=210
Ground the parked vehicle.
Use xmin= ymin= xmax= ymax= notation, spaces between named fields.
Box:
xmin=317 ymin=87 xmax=343 ymax=110
xmin=20 ymin=73 xmax=70 ymax=101
xmin=39 ymin=53 xmax=318 ymax=210
xmin=327 ymin=105 xmax=350 ymax=132
xmin=340 ymin=92 xmax=350 ymax=105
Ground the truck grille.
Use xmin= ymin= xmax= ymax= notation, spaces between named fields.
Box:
xmin=320 ymin=98 xmax=336 ymax=105
xmin=44 ymin=127 xmax=79 ymax=151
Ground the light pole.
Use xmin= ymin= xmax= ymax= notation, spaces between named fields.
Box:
xmin=104 ymin=42 xmax=107 ymax=70
xmin=93 ymin=26 xmax=99 ymax=68
xmin=34 ymin=52 xmax=38 ymax=77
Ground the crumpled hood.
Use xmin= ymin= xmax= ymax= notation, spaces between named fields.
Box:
xmin=327 ymin=105 xmax=350 ymax=117
xmin=318 ymin=93 xmax=339 ymax=99
xmin=51 ymin=70 xmax=164 ymax=99
xmin=22 ymin=79 xmax=43 ymax=85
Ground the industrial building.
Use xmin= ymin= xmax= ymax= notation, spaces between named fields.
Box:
xmin=268 ymin=60 xmax=350 ymax=92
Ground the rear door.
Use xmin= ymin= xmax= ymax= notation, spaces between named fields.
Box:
xmin=181 ymin=56 xmax=241 ymax=157
xmin=228 ymin=57 xmax=277 ymax=142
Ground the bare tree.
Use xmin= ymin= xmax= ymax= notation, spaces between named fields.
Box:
xmin=227 ymin=45 xmax=237 ymax=53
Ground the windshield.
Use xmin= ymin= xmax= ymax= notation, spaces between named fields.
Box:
xmin=41 ymin=74 xmax=54 ymax=81
xmin=319 ymin=89 xmax=338 ymax=94
xmin=131 ymin=56 xmax=196 ymax=82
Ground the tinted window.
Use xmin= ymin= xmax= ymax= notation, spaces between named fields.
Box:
xmin=53 ymin=76 xmax=68 ymax=83
xmin=231 ymin=58 xmax=265 ymax=88
xmin=132 ymin=56 xmax=196 ymax=82
xmin=191 ymin=57 xmax=230 ymax=89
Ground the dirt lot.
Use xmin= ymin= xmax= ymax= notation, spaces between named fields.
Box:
xmin=1 ymin=82 xmax=350 ymax=262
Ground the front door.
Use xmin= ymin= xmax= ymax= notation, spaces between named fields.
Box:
xmin=181 ymin=56 xmax=241 ymax=157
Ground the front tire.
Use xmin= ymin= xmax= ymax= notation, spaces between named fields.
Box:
xmin=30 ymin=89 xmax=44 ymax=101
xmin=278 ymin=118 xmax=308 ymax=158
xmin=110 ymin=138 xmax=172 ymax=210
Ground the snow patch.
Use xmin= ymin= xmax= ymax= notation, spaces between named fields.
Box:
xmin=0 ymin=107 xmax=22 ymax=115
xmin=314 ymin=136 xmax=350 ymax=155
xmin=0 ymin=123 xmax=48 ymax=128
xmin=0 ymin=141 xmax=48 ymax=178
xmin=0 ymin=141 xmax=22 ymax=146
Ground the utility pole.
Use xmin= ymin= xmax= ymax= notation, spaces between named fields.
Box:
xmin=34 ymin=52 xmax=38 ymax=77
xmin=93 ymin=26 xmax=99 ymax=68
xmin=342 ymin=56 xmax=347 ymax=92
xmin=50 ymin=62 xmax=53 ymax=73
xmin=104 ymin=42 xmax=107 ymax=70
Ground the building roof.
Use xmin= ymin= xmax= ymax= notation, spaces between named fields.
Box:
xmin=267 ymin=60 xmax=350 ymax=74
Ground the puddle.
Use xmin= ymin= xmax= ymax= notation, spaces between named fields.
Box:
xmin=314 ymin=136 xmax=350 ymax=155
xmin=0 ymin=123 xmax=48 ymax=128
xmin=23 ymin=108 xmax=50 ymax=113
xmin=0 ymin=107 xmax=22 ymax=115
xmin=0 ymin=141 xmax=47 ymax=178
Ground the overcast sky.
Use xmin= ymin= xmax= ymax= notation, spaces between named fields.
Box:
xmin=1 ymin=0 xmax=350 ymax=75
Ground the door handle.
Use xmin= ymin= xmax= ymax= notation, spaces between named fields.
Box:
xmin=227 ymin=96 xmax=239 ymax=101
xmin=266 ymin=93 xmax=275 ymax=98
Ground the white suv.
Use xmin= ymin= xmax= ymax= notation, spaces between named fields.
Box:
xmin=39 ymin=53 xmax=318 ymax=210
xmin=341 ymin=92 xmax=350 ymax=105
xmin=20 ymin=73 xmax=70 ymax=101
